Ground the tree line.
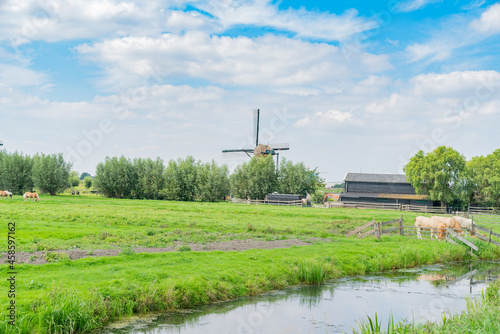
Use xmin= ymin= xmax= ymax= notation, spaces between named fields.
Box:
xmin=0 ymin=151 xmax=71 ymax=195
xmin=94 ymin=155 xmax=324 ymax=201
xmin=0 ymin=149 xmax=323 ymax=201
xmin=404 ymin=146 xmax=500 ymax=207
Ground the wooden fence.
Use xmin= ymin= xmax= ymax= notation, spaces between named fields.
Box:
xmin=473 ymin=225 xmax=500 ymax=247
xmin=469 ymin=206 xmax=500 ymax=215
xmin=338 ymin=201 xmax=446 ymax=214
xmin=345 ymin=216 xmax=405 ymax=240
xmin=230 ymin=198 xmax=303 ymax=206
xmin=344 ymin=217 xmax=500 ymax=255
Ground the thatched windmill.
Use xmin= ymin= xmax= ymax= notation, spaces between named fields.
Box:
xmin=222 ymin=109 xmax=289 ymax=169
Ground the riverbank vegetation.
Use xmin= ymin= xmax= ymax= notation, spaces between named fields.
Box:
xmin=355 ymin=279 xmax=500 ymax=333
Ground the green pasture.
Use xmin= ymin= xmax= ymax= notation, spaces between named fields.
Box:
xmin=0 ymin=195 xmax=438 ymax=253
xmin=1 ymin=195 xmax=500 ymax=333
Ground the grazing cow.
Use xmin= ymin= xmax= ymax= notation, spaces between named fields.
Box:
xmin=23 ymin=192 xmax=40 ymax=202
xmin=415 ymin=216 xmax=441 ymax=239
xmin=0 ymin=190 xmax=12 ymax=199
xmin=432 ymin=216 xmax=463 ymax=236
xmin=453 ymin=216 xmax=473 ymax=235
xmin=436 ymin=223 xmax=448 ymax=240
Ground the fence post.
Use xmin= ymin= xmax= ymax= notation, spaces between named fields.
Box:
xmin=399 ymin=215 xmax=404 ymax=236
xmin=376 ymin=222 xmax=381 ymax=240
xmin=489 ymin=227 xmax=492 ymax=245
xmin=471 ymin=218 xmax=475 ymax=237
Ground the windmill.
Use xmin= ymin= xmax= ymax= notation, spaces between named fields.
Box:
xmin=222 ymin=109 xmax=289 ymax=170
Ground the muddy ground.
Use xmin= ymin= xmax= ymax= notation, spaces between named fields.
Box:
xmin=1 ymin=238 xmax=331 ymax=265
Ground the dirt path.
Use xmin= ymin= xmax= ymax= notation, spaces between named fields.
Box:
xmin=1 ymin=238 xmax=331 ymax=265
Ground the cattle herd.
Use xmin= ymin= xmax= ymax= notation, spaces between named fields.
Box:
xmin=414 ymin=215 xmax=473 ymax=240
xmin=0 ymin=191 xmax=39 ymax=201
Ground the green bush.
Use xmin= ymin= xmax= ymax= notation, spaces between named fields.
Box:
xmin=84 ymin=176 xmax=93 ymax=189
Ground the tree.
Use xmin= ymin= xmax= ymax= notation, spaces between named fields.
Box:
xmin=404 ymin=146 xmax=468 ymax=206
xmin=277 ymin=159 xmax=324 ymax=197
xmin=133 ymin=157 xmax=165 ymax=200
xmin=84 ymin=176 xmax=93 ymax=189
xmin=230 ymin=156 xmax=277 ymax=200
xmin=94 ymin=156 xmax=138 ymax=198
xmin=69 ymin=171 xmax=80 ymax=187
xmin=163 ymin=156 xmax=198 ymax=201
xmin=197 ymin=160 xmax=230 ymax=202
xmin=230 ymin=163 xmax=250 ymax=200
xmin=80 ymin=172 xmax=91 ymax=180
xmin=0 ymin=151 xmax=34 ymax=194
xmin=32 ymin=153 xmax=72 ymax=195
xmin=467 ymin=149 xmax=500 ymax=206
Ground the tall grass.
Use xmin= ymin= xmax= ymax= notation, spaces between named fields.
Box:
xmin=354 ymin=278 xmax=500 ymax=333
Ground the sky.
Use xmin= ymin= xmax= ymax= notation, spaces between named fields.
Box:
xmin=1 ymin=0 xmax=500 ymax=182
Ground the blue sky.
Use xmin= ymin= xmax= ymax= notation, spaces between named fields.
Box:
xmin=1 ymin=0 xmax=500 ymax=182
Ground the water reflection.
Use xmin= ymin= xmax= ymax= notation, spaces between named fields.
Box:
xmin=104 ymin=262 xmax=500 ymax=334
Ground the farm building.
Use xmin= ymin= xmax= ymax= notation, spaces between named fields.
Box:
xmin=265 ymin=193 xmax=308 ymax=206
xmin=338 ymin=173 xmax=439 ymax=207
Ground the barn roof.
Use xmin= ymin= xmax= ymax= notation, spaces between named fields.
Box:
xmin=343 ymin=173 xmax=409 ymax=184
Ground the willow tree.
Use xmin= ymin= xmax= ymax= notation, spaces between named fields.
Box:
xmin=467 ymin=149 xmax=500 ymax=207
xmin=230 ymin=156 xmax=277 ymax=200
xmin=404 ymin=146 xmax=468 ymax=207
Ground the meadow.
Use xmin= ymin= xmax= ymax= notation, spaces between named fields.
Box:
xmin=0 ymin=195 xmax=499 ymax=333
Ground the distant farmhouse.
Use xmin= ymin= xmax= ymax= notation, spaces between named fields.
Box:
xmin=338 ymin=173 xmax=439 ymax=207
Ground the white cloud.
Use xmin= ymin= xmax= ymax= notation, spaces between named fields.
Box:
xmin=478 ymin=100 xmax=500 ymax=115
xmin=294 ymin=109 xmax=353 ymax=128
xmin=165 ymin=10 xmax=218 ymax=32
xmin=317 ymin=109 xmax=353 ymax=123
xmin=471 ymin=3 xmax=500 ymax=34
xmin=0 ymin=64 xmax=48 ymax=87
xmin=0 ymin=0 xmax=377 ymax=45
xmin=410 ymin=70 xmax=500 ymax=98
xmin=76 ymin=33 xmax=393 ymax=92
xmin=405 ymin=41 xmax=455 ymax=63
xmin=195 ymin=0 xmax=377 ymax=42
xmin=392 ymin=0 xmax=442 ymax=13
xmin=0 ymin=0 xmax=177 ymax=45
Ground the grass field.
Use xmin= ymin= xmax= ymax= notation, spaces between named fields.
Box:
xmin=0 ymin=195 xmax=438 ymax=253
xmin=1 ymin=195 xmax=499 ymax=333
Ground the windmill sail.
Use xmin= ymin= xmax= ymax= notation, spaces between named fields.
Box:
xmin=253 ymin=108 xmax=260 ymax=147
xmin=222 ymin=109 xmax=289 ymax=158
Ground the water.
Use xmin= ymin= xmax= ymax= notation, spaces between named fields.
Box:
xmin=104 ymin=262 xmax=500 ymax=334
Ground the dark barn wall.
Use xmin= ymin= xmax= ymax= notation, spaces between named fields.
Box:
xmin=346 ymin=182 xmax=416 ymax=194
xmin=341 ymin=197 xmax=434 ymax=207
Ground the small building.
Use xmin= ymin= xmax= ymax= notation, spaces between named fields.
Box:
xmin=339 ymin=173 xmax=438 ymax=207
xmin=265 ymin=193 xmax=308 ymax=206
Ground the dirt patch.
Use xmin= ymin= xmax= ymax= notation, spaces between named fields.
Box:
xmin=1 ymin=238 xmax=331 ymax=265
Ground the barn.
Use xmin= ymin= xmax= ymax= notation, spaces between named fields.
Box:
xmin=338 ymin=173 xmax=438 ymax=207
